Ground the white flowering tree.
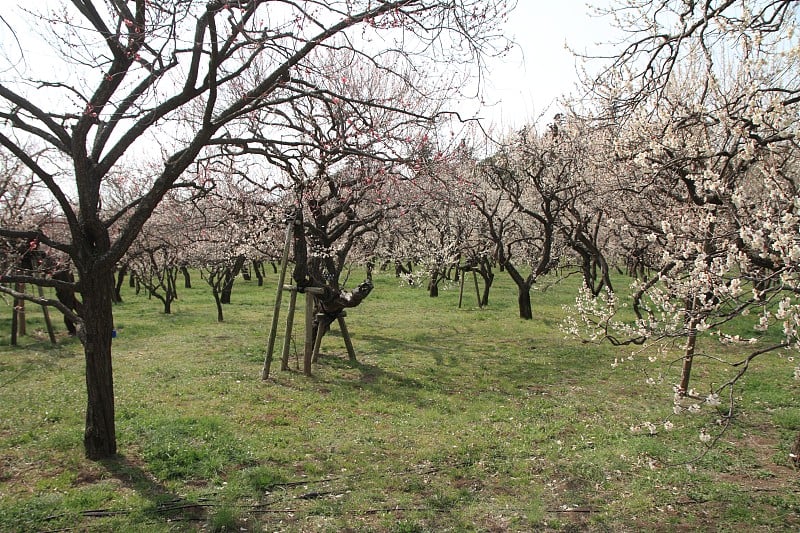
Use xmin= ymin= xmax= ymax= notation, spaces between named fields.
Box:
xmin=567 ymin=0 xmax=800 ymax=449
xmin=472 ymin=125 xmax=576 ymax=319
xmin=379 ymin=135 xmax=486 ymax=297
xmin=183 ymin=175 xmax=281 ymax=322
xmin=549 ymin=113 xmax=619 ymax=297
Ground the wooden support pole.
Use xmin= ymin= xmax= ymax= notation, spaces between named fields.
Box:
xmin=38 ymin=284 xmax=56 ymax=344
xmin=473 ymin=270 xmax=482 ymax=309
xmin=312 ymin=313 xmax=325 ymax=363
xmin=337 ymin=314 xmax=356 ymax=362
xmin=262 ymin=219 xmax=295 ymax=380
xmin=458 ymin=268 xmax=465 ymax=309
xmin=280 ymin=287 xmax=298 ymax=371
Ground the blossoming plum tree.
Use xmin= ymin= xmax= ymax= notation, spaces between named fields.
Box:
xmin=567 ymin=0 xmax=800 ymax=447
xmin=472 ymin=124 xmax=578 ymax=319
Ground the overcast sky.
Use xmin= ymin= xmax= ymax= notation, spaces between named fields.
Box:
xmin=2 ymin=1 xmax=621 ymax=134
xmin=467 ymin=0 xmax=619 ymax=131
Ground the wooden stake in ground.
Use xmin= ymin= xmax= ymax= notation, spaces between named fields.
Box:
xmin=38 ymin=284 xmax=57 ymax=344
xmin=261 ymin=217 xmax=295 ymax=380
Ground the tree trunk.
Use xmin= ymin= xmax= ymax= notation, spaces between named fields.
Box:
xmin=221 ymin=256 xmax=246 ymax=304
xmin=10 ymin=293 xmax=19 ymax=346
xmin=113 ymin=264 xmax=126 ymax=303
xmin=428 ymin=269 xmax=440 ymax=297
xmin=505 ymin=263 xmax=533 ymax=320
xmin=163 ymin=266 xmax=178 ymax=314
xmin=679 ymin=315 xmax=698 ymax=396
xmin=517 ymin=288 xmax=533 ymax=320
xmin=253 ymin=261 xmax=264 ymax=286
xmin=480 ymin=274 xmax=493 ymax=307
xmin=220 ymin=280 xmax=233 ymax=304
xmin=79 ymin=268 xmax=117 ymax=459
xmin=212 ymin=290 xmax=224 ymax=322
xmin=477 ymin=258 xmax=494 ymax=307
xmin=181 ymin=266 xmax=192 ymax=289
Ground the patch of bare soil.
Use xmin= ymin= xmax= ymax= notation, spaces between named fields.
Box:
xmin=715 ymin=433 xmax=798 ymax=490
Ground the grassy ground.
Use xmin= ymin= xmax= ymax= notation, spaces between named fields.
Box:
xmin=0 ymin=269 xmax=798 ymax=532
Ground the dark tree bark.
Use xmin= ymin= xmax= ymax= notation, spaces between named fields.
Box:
xmin=395 ymin=261 xmax=413 ymax=278
xmin=212 ymin=290 xmax=224 ymax=323
xmin=476 ymin=259 xmax=495 ymax=307
xmin=253 ymin=260 xmax=264 ymax=286
xmin=428 ymin=269 xmax=441 ymax=297
xmin=312 ymin=278 xmax=374 ymax=341
xmin=220 ymin=255 xmax=246 ymax=304
xmin=54 ymin=269 xmax=81 ymax=335
xmin=505 ymin=263 xmax=533 ymax=320
xmin=113 ymin=264 xmax=126 ymax=303
xmin=181 ymin=266 xmax=192 ymax=289
xmin=80 ymin=270 xmax=117 ymax=459
xmin=74 ymin=219 xmax=117 ymax=459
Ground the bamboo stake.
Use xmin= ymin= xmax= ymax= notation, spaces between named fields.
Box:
xmin=337 ymin=314 xmax=356 ymax=361
xmin=473 ymin=270 xmax=482 ymax=309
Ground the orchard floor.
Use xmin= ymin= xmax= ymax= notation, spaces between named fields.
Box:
xmin=1 ymin=270 xmax=798 ymax=531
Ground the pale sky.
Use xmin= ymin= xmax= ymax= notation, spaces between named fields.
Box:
xmin=2 ymin=1 xmax=620 ymax=134
xmin=469 ymin=0 xmax=618 ymax=131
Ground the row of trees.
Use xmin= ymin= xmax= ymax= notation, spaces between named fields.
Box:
xmin=0 ymin=0 xmax=514 ymax=459
xmin=2 ymin=0 xmax=799 ymax=459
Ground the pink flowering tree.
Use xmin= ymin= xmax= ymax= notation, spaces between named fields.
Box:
xmin=214 ymin=54 xmax=465 ymax=343
xmin=0 ymin=147 xmax=77 ymax=340
xmin=182 ymin=175 xmax=280 ymax=322
xmin=0 ymin=0 xmax=512 ymax=459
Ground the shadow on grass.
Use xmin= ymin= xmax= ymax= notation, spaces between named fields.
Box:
xmin=101 ymin=454 xmax=210 ymax=524
xmin=355 ymin=332 xmax=458 ymax=366
xmin=312 ymin=353 xmax=442 ymax=407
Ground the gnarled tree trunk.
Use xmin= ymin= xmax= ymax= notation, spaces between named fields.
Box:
xmin=505 ymin=262 xmax=533 ymax=320
xmin=77 ymin=264 xmax=117 ymax=459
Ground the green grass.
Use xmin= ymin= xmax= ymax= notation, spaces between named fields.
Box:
xmin=0 ymin=270 xmax=798 ymax=531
